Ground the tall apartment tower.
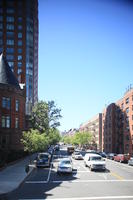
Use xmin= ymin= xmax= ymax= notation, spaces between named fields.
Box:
xmin=0 ymin=0 xmax=38 ymax=115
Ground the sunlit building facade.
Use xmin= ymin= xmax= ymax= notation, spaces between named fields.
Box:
xmin=0 ymin=0 xmax=38 ymax=115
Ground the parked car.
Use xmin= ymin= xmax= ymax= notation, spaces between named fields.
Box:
xmin=54 ymin=144 xmax=60 ymax=151
xmin=128 ymin=157 xmax=133 ymax=166
xmin=57 ymin=158 xmax=73 ymax=174
xmin=98 ymin=152 xmax=107 ymax=158
xmin=107 ymin=153 xmax=116 ymax=160
xmin=67 ymin=146 xmax=75 ymax=154
xmin=84 ymin=153 xmax=106 ymax=171
xmin=72 ymin=151 xmax=83 ymax=160
xmin=36 ymin=152 xmax=51 ymax=168
xmin=114 ymin=154 xmax=130 ymax=163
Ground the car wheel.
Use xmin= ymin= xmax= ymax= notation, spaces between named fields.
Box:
xmin=84 ymin=162 xmax=87 ymax=167
xmin=90 ymin=166 xmax=93 ymax=171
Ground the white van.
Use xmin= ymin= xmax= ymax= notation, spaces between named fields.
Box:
xmin=84 ymin=153 xmax=106 ymax=171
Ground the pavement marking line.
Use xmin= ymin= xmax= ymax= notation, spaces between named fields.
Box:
xmin=25 ymin=179 xmax=133 ymax=184
xmin=19 ymin=195 xmax=133 ymax=200
xmin=110 ymin=172 xmax=124 ymax=180
xmin=52 ymin=179 xmax=133 ymax=183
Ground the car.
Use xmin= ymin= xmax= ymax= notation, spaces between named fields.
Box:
xmin=84 ymin=153 xmax=106 ymax=171
xmin=57 ymin=158 xmax=73 ymax=174
xmin=128 ymin=157 xmax=133 ymax=166
xmin=98 ymin=152 xmax=107 ymax=158
xmin=54 ymin=144 xmax=60 ymax=151
xmin=72 ymin=151 xmax=83 ymax=160
xmin=114 ymin=154 xmax=130 ymax=163
xmin=36 ymin=152 xmax=51 ymax=168
xmin=67 ymin=146 xmax=75 ymax=154
xmin=107 ymin=153 xmax=116 ymax=160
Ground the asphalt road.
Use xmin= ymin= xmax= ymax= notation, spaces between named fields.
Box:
xmin=7 ymin=147 xmax=133 ymax=200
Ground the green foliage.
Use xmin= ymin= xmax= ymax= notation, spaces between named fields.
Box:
xmin=31 ymin=100 xmax=62 ymax=133
xmin=21 ymin=128 xmax=61 ymax=153
xmin=21 ymin=129 xmax=48 ymax=153
xmin=47 ymin=128 xmax=61 ymax=145
xmin=61 ymin=131 xmax=93 ymax=147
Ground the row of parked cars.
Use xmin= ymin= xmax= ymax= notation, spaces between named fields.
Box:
xmin=107 ymin=153 xmax=133 ymax=165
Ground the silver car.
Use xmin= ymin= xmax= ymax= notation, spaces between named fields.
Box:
xmin=57 ymin=158 xmax=73 ymax=174
xmin=128 ymin=157 xmax=133 ymax=166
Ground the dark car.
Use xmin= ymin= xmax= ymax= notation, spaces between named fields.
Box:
xmin=107 ymin=153 xmax=116 ymax=160
xmin=36 ymin=153 xmax=51 ymax=167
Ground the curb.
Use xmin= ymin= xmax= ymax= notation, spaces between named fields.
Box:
xmin=0 ymin=163 xmax=35 ymax=199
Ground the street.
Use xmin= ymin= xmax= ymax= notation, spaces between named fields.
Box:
xmin=7 ymin=146 xmax=133 ymax=200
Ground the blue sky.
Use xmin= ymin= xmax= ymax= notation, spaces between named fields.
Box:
xmin=38 ymin=0 xmax=133 ymax=131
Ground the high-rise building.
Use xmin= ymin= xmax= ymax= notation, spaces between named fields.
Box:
xmin=0 ymin=0 xmax=38 ymax=115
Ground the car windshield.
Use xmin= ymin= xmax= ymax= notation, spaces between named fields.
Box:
xmin=90 ymin=157 xmax=102 ymax=161
xmin=39 ymin=154 xmax=48 ymax=159
xmin=75 ymin=152 xmax=80 ymax=155
xmin=62 ymin=160 xmax=71 ymax=165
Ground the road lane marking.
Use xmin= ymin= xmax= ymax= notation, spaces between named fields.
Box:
xmin=19 ymin=195 xmax=133 ymax=200
xmin=110 ymin=172 xmax=124 ymax=180
xmin=25 ymin=179 xmax=133 ymax=184
xmin=52 ymin=179 xmax=133 ymax=183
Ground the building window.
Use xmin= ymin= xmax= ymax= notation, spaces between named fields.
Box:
xmin=18 ymin=68 xmax=22 ymax=74
xmin=15 ymin=118 xmax=19 ymax=128
xmin=7 ymin=39 xmax=14 ymax=45
xmin=6 ymin=8 xmax=14 ymax=14
xmin=6 ymin=31 xmax=14 ymax=38
xmin=125 ymin=144 xmax=129 ymax=151
xmin=0 ymin=39 xmax=2 ymax=45
xmin=0 ymin=23 xmax=3 ymax=29
xmin=0 ymin=31 xmax=2 ymax=37
xmin=2 ymin=97 xmax=11 ymax=109
xmin=18 ymin=32 xmax=22 ymax=38
xmin=18 ymin=40 xmax=22 ymax=46
xmin=6 ymin=48 xmax=14 ymax=53
xmin=1 ymin=116 xmax=11 ymax=128
xmin=6 ymin=16 xmax=14 ymax=22
xmin=18 ymin=25 xmax=22 ymax=30
xmin=18 ymin=55 xmax=22 ymax=60
xmin=6 ymin=54 xmax=14 ymax=60
xmin=6 ymin=24 xmax=14 ymax=30
xmin=8 ymin=61 xmax=14 ymax=67
xmin=15 ymin=100 xmax=19 ymax=111
xmin=18 ymin=48 xmax=22 ymax=53
xmin=0 ymin=16 xmax=3 ymax=21
xmin=18 ymin=62 xmax=22 ymax=67
xmin=0 ymin=47 xmax=3 ymax=52
xmin=126 ymin=107 xmax=129 ymax=114
xmin=125 ymin=98 xmax=129 ymax=104
xmin=18 ymin=17 xmax=22 ymax=22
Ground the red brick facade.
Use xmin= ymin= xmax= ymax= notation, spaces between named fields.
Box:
xmin=0 ymin=84 xmax=25 ymax=151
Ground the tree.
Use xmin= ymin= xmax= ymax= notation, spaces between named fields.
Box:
xmin=31 ymin=100 xmax=62 ymax=133
xmin=21 ymin=129 xmax=49 ymax=153
xmin=48 ymin=128 xmax=61 ymax=145
xmin=74 ymin=131 xmax=93 ymax=147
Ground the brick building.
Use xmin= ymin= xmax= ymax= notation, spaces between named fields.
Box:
xmin=0 ymin=0 xmax=38 ymax=115
xmin=116 ymin=88 xmax=133 ymax=155
xmin=79 ymin=114 xmax=102 ymax=151
xmin=0 ymin=54 xmax=25 ymax=152
xmin=102 ymin=89 xmax=133 ymax=155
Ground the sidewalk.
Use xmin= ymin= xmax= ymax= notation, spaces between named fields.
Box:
xmin=0 ymin=154 xmax=36 ymax=196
